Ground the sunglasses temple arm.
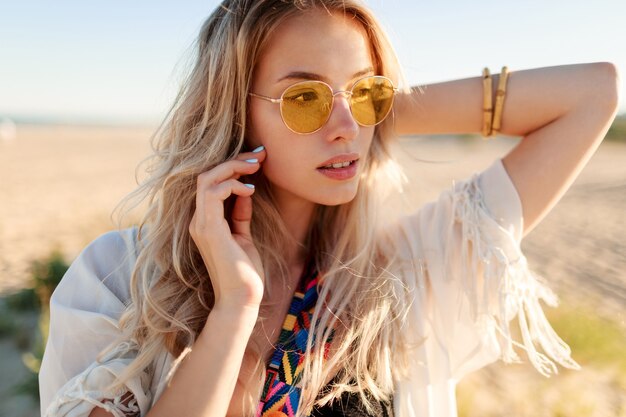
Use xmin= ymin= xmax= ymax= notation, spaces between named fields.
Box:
xmin=249 ymin=92 xmax=282 ymax=104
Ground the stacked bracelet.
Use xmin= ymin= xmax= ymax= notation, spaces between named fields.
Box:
xmin=482 ymin=68 xmax=493 ymax=137
xmin=482 ymin=66 xmax=509 ymax=138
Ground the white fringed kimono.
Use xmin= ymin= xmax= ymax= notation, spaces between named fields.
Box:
xmin=388 ymin=159 xmax=579 ymax=417
xmin=39 ymin=158 xmax=579 ymax=417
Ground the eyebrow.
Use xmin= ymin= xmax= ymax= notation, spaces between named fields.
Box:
xmin=276 ymin=66 xmax=375 ymax=84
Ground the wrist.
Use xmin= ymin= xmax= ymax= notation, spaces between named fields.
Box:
xmin=198 ymin=305 xmax=258 ymax=349
xmin=208 ymin=303 xmax=259 ymax=329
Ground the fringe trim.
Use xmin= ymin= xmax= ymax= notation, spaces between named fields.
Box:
xmin=447 ymin=173 xmax=580 ymax=377
xmin=44 ymin=343 xmax=149 ymax=417
xmin=44 ymin=367 xmax=140 ymax=417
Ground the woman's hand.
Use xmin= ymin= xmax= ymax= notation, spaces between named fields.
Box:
xmin=189 ymin=146 xmax=267 ymax=311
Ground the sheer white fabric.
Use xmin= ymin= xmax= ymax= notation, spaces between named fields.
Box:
xmin=389 ymin=158 xmax=579 ymax=417
xmin=39 ymin=158 xmax=579 ymax=417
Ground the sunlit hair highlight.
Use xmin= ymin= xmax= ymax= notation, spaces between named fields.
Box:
xmin=107 ymin=1 xmax=413 ymax=415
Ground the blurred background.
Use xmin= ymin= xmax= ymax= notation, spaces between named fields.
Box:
xmin=1 ymin=1 xmax=625 ymax=416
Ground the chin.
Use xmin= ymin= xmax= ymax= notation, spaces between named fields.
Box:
xmin=315 ymin=188 xmax=359 ymax=206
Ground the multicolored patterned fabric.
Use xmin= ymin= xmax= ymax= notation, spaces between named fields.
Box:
xmin=256 ymin=261 xmax=333 ymax=417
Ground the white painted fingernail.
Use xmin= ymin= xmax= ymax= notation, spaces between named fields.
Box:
xmin=245 ymin=158 xmax=258 ymax=163
xmin=252 ymin=145 xmax=265 ymax=153
xmin=244 ymin=183 xmax=255 ymax=189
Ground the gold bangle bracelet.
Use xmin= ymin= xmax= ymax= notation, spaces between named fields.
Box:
xmin=482 ymin=67 xmax=493 ymax=138
xmin=491 ymin=66 xmax=509 ymax=136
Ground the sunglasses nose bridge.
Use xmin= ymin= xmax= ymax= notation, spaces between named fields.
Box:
xmin=331 ymin=89 xmax=352 ymax=98
xmin=324 ymin=89 xmax=361 ymax=133
xmin=330 ymin=89 xmax=354 ymax=111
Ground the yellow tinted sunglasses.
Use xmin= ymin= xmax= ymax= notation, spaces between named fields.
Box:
xmin=249 ymin=75 xmax=398 ymax=134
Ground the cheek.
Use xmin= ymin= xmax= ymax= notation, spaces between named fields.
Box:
xmin=248 ymin=101 xmax=286 ymax=144
xmin=262 ymin=139 xmax=311 ymax=183
xmin=249 ymin=102 xmax=313 ymax=173
xmin=248 ymin=121 xmax=308 ymax=184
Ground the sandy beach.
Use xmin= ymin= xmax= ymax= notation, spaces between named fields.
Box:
xmin=0 ymin=125 xmax=153 ymax=292
xmin=0 ymin=125 xmax=624 ymax=416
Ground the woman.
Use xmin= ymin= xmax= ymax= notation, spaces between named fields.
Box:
xmin=39 ymin=1 xmax=620 ymax=416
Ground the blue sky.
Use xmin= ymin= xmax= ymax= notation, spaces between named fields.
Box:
xmin=1 ymin=0 xmax=624 ymax=124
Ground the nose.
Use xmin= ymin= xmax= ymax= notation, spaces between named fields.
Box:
xmin=324 ymin=93 xmax=359 ymax=141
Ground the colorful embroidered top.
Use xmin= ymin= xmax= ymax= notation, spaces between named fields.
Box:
xmin=254 ymin=258 xmax=396 ymax=417
xmin=256 ymin=259 xmax=334 ymax=417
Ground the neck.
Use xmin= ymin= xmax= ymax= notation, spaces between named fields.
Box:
xmin=275 ymin=195 xmax=316 ymax=269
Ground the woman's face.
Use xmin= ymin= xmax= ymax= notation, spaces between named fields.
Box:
xmin=248 ymin=9 xmax=377 ymax=209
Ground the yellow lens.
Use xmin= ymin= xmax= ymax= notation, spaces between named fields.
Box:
xmin=281 ymin=82 xmax=333 ymax=133
xmin=350 ymin=77 xmax=395 ymax=126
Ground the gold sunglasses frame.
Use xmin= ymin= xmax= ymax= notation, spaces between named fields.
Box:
xmin=249 ymin=75 xmax=399 ymax=134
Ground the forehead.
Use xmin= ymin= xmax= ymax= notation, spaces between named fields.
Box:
xmin=254 ymin=9 xmax=374 ymax=86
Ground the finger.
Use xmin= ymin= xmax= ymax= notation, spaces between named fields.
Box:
xmin=195 ymin=179 xmax=255 ymax=231
xmin=211 ymin=179 xmax=256 ymax=201
xmin=231 ymin=194 xmax=253 ymax=238
xmin=224 ymin=147 xmax=268 ymax=181
xmin=198 ymin=159 xmax=261 ymax=187
xmin=234 ymin=145 xmax=267 ymax=163
xmin=201 ymin=147 xmax=266 ymax=184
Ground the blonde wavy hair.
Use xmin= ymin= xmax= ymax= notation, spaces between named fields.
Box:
xmin=111 ymin=0 xmax=413 ymax=415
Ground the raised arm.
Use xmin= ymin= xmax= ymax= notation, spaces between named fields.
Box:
xmin=393 ymin=62 xmax=620 ymax=237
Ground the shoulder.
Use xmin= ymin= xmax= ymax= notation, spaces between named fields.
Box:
xmin=80 ymin=227 xmax=140 ymax=264
xmin=52 ymin=227 xmax=140 ymax=310
xmin=41 ymin=227 xmax=156 ymax=417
